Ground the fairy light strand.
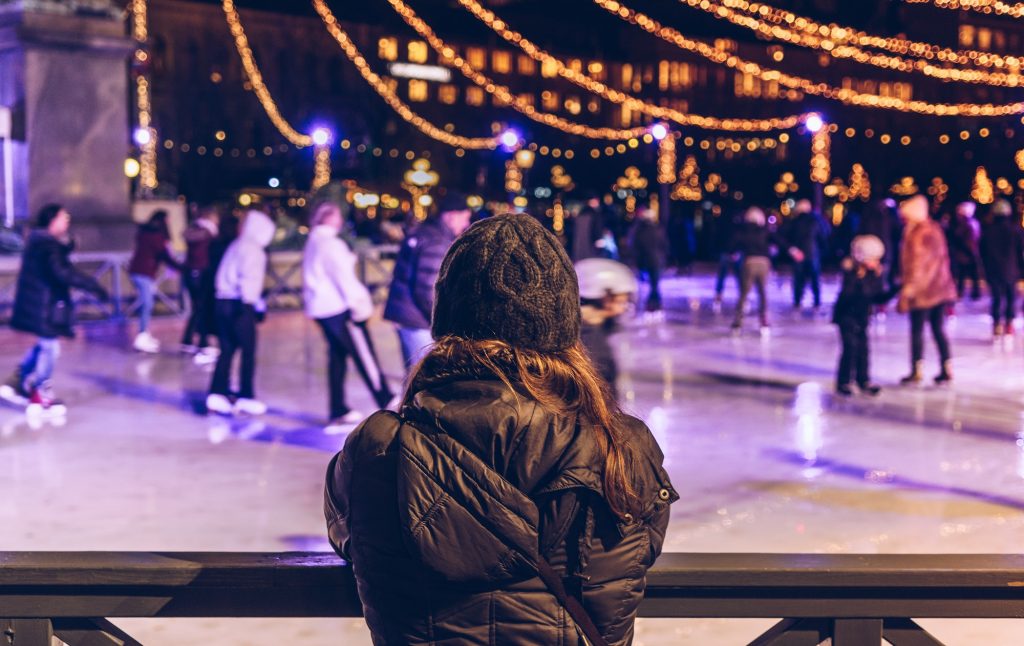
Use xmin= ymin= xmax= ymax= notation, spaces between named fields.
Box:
xmin=375 ymin=0 xmax=649 ymax=140
xmin=906 ymin=0 xmax=1024 ymax=19
xmin=593 ymin=0 xmax=1024 ymax=117
xmin=132 ymin=0 xmax=158 ymax=191
xmin=456 ymin=0 xmax=808 ymax=131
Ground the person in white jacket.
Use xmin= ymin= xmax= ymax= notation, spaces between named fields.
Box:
xmin=206 ymin=208 xmax=276 ymax=416
xmin=303 ymin=202 xmax=394 ymax=432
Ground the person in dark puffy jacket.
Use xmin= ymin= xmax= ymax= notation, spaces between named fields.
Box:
xmin=127 ymin=210 xmax=181 ymax=354
xmin=383 ymin=192 xmax=472 ymax=369
xmin=627 ymin=204 xmax=666 ymax=312
xmin=980 ymin=199 xmax=1024 ymax=340
xmin=325 ymin=215 xmax=675 ymax=646
xmin=1 ymin=204 xmax=107 ymax=411
xmin=180 ymin=205 xmax=220 ymax=358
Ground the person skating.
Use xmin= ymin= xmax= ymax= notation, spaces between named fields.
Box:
xmin=832 ymin=235 xmax=894 ymax=396
xmin=303 ymin=202 xmax=395 ymax=433
xmin=979 ymin=199 xmax=1024 ymax=341
xmin=627 ymin=204 xmax=666 ymax=313
xmin=325 ymin=214 xmax=675 ymax=645
xmin=180 ymin=205 xmax=220 ymax=361
xmin=713 ymin=207 xmax=743 ymax=312
xmin=127 ymin=210 xmax=182 ymax=353
xmin=897 ymin=195 xmax=958 ymax=385
xmin=383 ymin=193 xmax=472 ymax=369
xmin=1 ymin=204 xmax=108 ymax=415
xmin=947 ymin=201 xmax=983 ymax=301
xmin=786 ymin=199 xmax=828 ymax=310
xmin=576 ymin=257 xmax=638 ymax=393
xmin=731 ymin=206 xmax=779 ymax=333
xmin=206 ymin=208 xmax=275 ymax=416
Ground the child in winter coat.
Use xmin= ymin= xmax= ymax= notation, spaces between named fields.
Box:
xmin=205 ymin=208 xmax=275 ymax=416
xmin=832 ymin=234 xmax=894 ymax=396
xmin=127 ymin=210 xmax=182 ymax=353
xmin=576 ymin=258 xmax=637 ymax=394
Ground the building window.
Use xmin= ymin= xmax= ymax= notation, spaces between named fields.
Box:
xmin=492 ymin=51 xmax=512 ymax=73
xmin=587 ymin=61 xmax=605 ymax=81
xmin=541 ymin=90 xmax=559 ymax=111
xmin=564 ymin=96 xmax=582 ymax=115
xmin=518 ymin=92 xmax=534 ymax=107
xmin=408 ymin=79 xmax=428 ymax=102
xmin=466 ymin=47 xmax=486 ymax=70
xmin=408 ymin=41 xmax=428 ymax=64
xmin=378 ymin=37 xmax=398 ymax=61
xmin=439 ymin=84 xmax=458 ymax=105
xmin=518 ymin=55 xmax=536 ymax=75
xmin=959 ymin=25 xmax=975 ymax=47
xmin=659 ymin=61 xmax=670 ymax=91
xmin=541 ymin=58 xmax=558 ymax=78
xmin=620 ymin=104 xmax=632 ymax=127
xmin=978 ymin=27 xmax=992 ymax=50
xmin=466 ymin=86 xmax=485 ymax=106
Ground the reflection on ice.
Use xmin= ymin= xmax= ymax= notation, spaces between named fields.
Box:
xmin=793 ymin=382 xmax=824 ymax=469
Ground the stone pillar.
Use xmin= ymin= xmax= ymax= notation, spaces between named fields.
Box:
xmin=0 ymin=1 xmax=134 ymax=250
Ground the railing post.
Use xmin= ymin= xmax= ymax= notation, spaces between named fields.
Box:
xmin=2 ymin=619 xmax=53 ymax=646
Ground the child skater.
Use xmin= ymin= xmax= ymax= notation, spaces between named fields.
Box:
xmin=832 ymin=234 xmax=893 ymax=396
xmin=575 ymin=258 xmax=637 ymax=395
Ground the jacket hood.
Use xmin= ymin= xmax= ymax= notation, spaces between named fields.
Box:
xmin=241 ymin=210 xmax=276 ymax=247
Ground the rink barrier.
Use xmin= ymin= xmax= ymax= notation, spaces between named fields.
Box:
xmin=0 ymin=245 xmax=398 ymax=322
xmin=2 ymin=552 xmax=1024 ymax=645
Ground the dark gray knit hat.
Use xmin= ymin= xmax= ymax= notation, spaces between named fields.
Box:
xmin=432 ymin=214 xmax=581 ymax=352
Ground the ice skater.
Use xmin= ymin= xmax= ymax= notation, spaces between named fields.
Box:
xmin=627 ymin=204 xmax=665 ymax=313
xmin=897 ymin=195 xmax=957 ymax=386
xmin=979 ymin=199 xmax=1023 ymax=341
xmin=205 ymin=208 xmax=275 ymax=416
xmin=127 ymin=210 xmax=182 ymax=353
xmin=1 ymin=204 xmax=108 ymax=415
xmin=731 ymin=206 xmax=779 ymax=334
xmin=180 ymin=205 xmax=220 ymax=362
xmin=576 ymin=257 xmax=637 ymax=393
xmin=832 ymin=235 xmax=894 ymax=396
xmin=303 ymin=202 xmax=395 ymax=433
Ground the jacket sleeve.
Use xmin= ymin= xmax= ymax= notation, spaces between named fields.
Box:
xmin=159 ymin=242 xmax=184 ymax=272
xmin=324 ymin=428 xmax=362 ymax=560
xmin=411 ymin=235 xmax=445 ymax=323
xmin=238 ymin=247 xmax=266 ymax=305
xmin=47 ymin=244 xmax=105 ymax=296
xmin=328 ymin=240 xmax=374 ymax=322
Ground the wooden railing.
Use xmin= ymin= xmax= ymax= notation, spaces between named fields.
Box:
xmin=3 ymin=552 xmax=1024 ymax=645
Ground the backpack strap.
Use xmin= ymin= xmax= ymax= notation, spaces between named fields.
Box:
xmin=535 ymin=555 xmax=610 ymax=646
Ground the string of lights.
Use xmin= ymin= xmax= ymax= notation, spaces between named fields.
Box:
xmin=131 ymin=0 xmax=158 ymax=191
xmin=375 ymin=0 xmax=650 ymax=140
xmin=689 ymin=0 xmax=1023 ymax=69
xmin=310 ymin=0 xmax=500 ymax=149
xmin=455 ymin=0 xmax=809 ymax=132
xmin=676 ymin=0 xmax=1022 ymax=86
xmin=905 ymin=0 xmax=1024 ymax=19
xmin=593 ymin=0 xmax=1024 ymax=117
xmin=810 ymin=128 xmax=830 ymax=184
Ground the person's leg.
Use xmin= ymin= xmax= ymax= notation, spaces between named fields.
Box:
xmin=345 ymin=319 xmax=394 ymax=408
xmin=929 ymin=305 xmax=952 ymax=365
xmin=734 ymin=261 xmax=753 ymax=327
xmin=24 ymin=338 xmax=60 ymax=391
xmin=131 ymin=274 xmax=155 ymax=334
xmin=209 ymin=301 xmax=238 ymax=396
xmin=754 ymin=259 xmax=769 ymax=325
xmin=792 ymin=260 xmax=806 ymax=307
xmin=18 ymin=343 xmax=41 ymax=387
xmin=714 ymin=254 xmax=729 ymax=296
xmin=647 ymin=265 xmax=662 ymax=311
xmin=317 ymin=315 xmax=352 ymax=420
xmin=910 ymin=309 xmax=926 ymax=365
xmin=991 ymin=283 xmax=1004 ymax=329
xmin=969 ymin=261 xmax=981 ymax=300
xmin=235 ymin=303 xmax=258 ymax=399
xmin=836 ymin=326 xmax=854 ymax=387
xmin=809 ymin=257 xmax=822 ymax=308
xmin=855 ymin=327 xmax=871 ymax=386
xmin=1004 ymin=284 xmax=1016 ymax=328
xmin=181 ymin=272 xmax=200 ymax=346
xmin=397 ymin=326 xmax=433 ymax=369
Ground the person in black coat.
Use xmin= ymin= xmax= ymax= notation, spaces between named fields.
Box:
xmin=785 ymin=199 xmax=829 ymax=309
xmin=1 ymin=205 xmax=107 ymax=409
xmin=627 ymin=204 xmax=666 ymax=312
xmin=980 ymin=199 xmax=1024 ymax=339
xmin=947 ymin=201 xmax=983 ymax=301
xmin=383 ymin=193 xmax=472 ymax=369
xmin=832 ymin=235 xmax=894 ymax=396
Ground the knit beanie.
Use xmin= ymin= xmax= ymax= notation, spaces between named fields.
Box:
xmin=432 ymin=214 xmax=581 ymax=352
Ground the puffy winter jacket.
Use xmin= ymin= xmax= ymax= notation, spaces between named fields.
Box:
xmin=325 ymin=362 xmax=676 ymax=645
xmin=184 ymin=218 xmax=219 ymax=272
xmin=899 ymin=218 xmax=957 ymax=312
xmin=128 ymin=223 xmax=180 ymax=279
xmin=383 ymin=219 xmax=456 ymax=330
xmin=215 ymin=210 xmax=276 ymax=304
xmin=303 ymin=225 xmax=374 ymax=322
xmin=11 ymin=231 xmax=105 ymax=338
xmin=980 ymin=216 xmax=1024 ymax=286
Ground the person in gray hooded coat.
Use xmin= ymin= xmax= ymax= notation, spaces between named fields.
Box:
xmin=325 ymin=214 xmax=675 ymax=645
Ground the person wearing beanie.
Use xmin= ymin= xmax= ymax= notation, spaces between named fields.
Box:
xmin=897 ymin=194 xmax=957 ymax=385
xmin=325 ymin=214 xmax=675 ymax=646
xmin=303 ymin=202 xmax=395 ymax=433
xmin=384 ymin=192 xmax=472 ymax=369
xmin=832 ymin=235 xmax=896 ymax=396
xmin=980 ymin=199 xmax=1024 ymax=341
xmin=206 ymin=207 xmax=276 ymax=417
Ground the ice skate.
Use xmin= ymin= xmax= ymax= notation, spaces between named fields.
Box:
xmin=133 ymin=331 xmax=160 ymax=354
xmin=0 ymin=372 xmax=29 ymax=408
xmin=233 ymin=397 xmax=268 ymax=416
xmin=25 ymin=382 xmax=67 ymax=419
xmin=205 ymin=393 xmax=234 ymax=415
xmin=934 ymin=361 xmax=953 ymax=386
xmin=900 ymin=362 xmax=924 ymax=387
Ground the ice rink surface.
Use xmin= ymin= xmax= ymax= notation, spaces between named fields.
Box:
xmin=3 ymin=271 xmax=1024 ymax=644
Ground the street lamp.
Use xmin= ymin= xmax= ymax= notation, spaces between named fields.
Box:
xmin=403 ymin=158 xmax=439 ymax=220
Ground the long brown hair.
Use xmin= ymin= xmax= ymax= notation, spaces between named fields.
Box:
xmin=407 ymin=335 xmax=639 ymax=519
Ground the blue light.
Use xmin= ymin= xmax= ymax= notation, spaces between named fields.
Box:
xmin=500 ymin=129 xmax=521 ymax=150
xmin=805 ymin=113 xmax=824 ymax=133
xmin=133 ymin=127 xmax=151 ymax=146
xmin=311 ymin=127 xmax=332 ymax=146
xmin=650 ymin=123 xmax=669 ymax=141
xmin=268 ymin=177 xmax=281 ymax=188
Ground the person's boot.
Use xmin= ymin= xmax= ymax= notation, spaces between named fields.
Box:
xmin=900 ymin=361 xmax=924 ymax=386
xmin=858 ymin=382 xmax=882 ymax=396
xmin=836 ymin=383 xmax=854 ymax=396
xmin=994 ymin=322 xmax=1005 ymax=340
xmin=0 ymin=369 xmax=29 ymax=406
xmin=934 ymin=361 xmax=953 ymax=386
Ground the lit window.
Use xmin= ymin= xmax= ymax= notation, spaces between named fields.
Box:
xmin=408 ymin=41 xmax=428 ymax=64
xmin=541 ymin=90 xmax=559 ymax=111
xmin=978 ymin=27 xmax=992 ymax=51
xmin=621 ymin=64 xmax=633 ymax=87
xmin=518 ymin=93 xmax=534 ymax=107
xmin=492 ymin=51 xmax=511 ymax=74
xmin=658 ymin=61 xmax=669 ymax=91
xmin=564 ymin=96 xmax=581 ymax=115
xmin=518 ymin=55 xmax=536 ymax=75
xmin=466 ymin=47 xmax=486 ymax=70
xmin=439 ymin=85 xmax=458 ymax=105
xmin=567 ymin=58 xmax=583 ymax=73
xmin=620 ymin=104 xmax=632 ymax=127
xmin=378 ymin=37 xmax=398 ymax=61
xmin=408 ymin=79 xmax=428 ymax=102
xmin=587 ymin=61 xmax=605 ymax=80
xmin=541 ymin=58 xmax=558 ymax=78
xmin=466 ymin=87 xmax=485 ymax=106
xmin=959 ymin=25 xmax=975 ymax=47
